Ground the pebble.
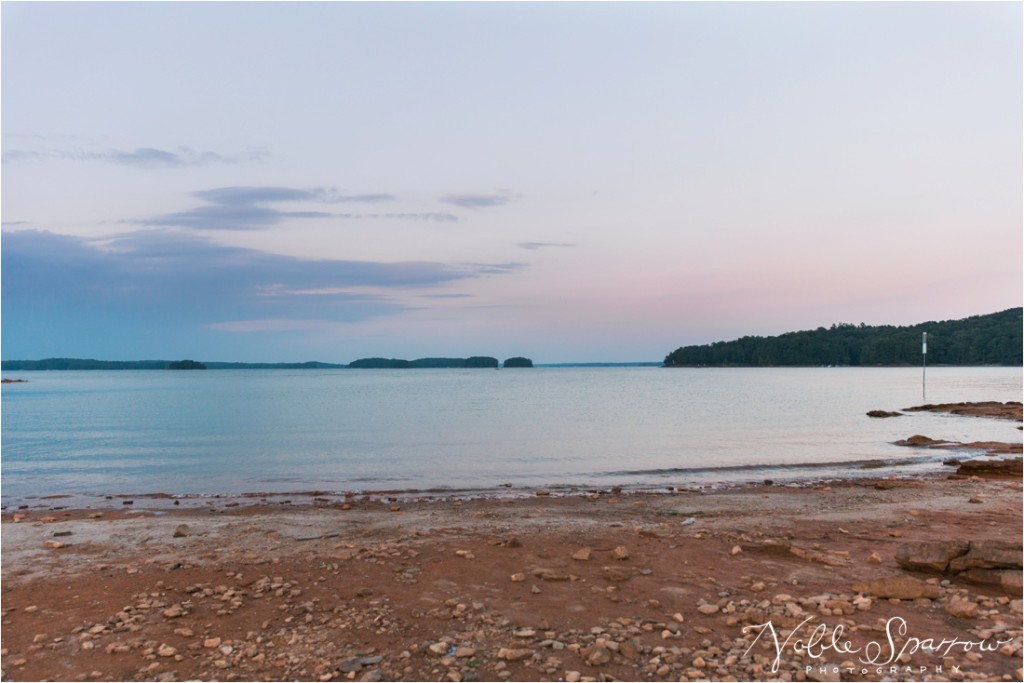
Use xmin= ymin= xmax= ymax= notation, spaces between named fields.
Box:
xmin=612 ymin=546 xmax=630 ymax=560
xmin=572 ymin=548 xmax=592 ymax=561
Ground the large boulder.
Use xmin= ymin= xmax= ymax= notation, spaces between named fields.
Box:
xmin=895 ymin=541 xmax=970 ymax=572
xmin=948 ymin=540 xmax=1023 ymax=572
xmin=957 ymin=458 xmax=1023 ymax=476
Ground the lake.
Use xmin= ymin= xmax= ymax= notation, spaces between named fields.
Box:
xmin=1 ymin=367 xmax=1020 ymax=505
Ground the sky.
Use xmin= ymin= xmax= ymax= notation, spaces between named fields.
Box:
xmin=2 ymin=1 xmax=1021 ymax=364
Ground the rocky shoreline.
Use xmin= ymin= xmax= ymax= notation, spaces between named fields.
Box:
xmin=2 ymin=472 xmax=1022 ymax=682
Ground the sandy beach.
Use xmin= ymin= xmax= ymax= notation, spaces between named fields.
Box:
xmin=2 ymin=405 xmax=1022 ymax=682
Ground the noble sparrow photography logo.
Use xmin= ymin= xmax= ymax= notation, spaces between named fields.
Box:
xmin=743 ymin=615 xmax=1014 ymax=675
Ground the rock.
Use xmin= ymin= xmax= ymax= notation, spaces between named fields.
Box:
xmin=895 ymin=540 xmax=970 ymax=572
xmin=157 ymin=645 xmax=177 ymax=657
xmin=42 ymin=540 xmax=65 ymax=549
xmin=948 ymin=540 xmax=1023 ymax=572
xmin=454 ymin=647 xmax=476 ymax=658
xmin=340 ymin=657 xmax=364 ymax=673
xmin=958 ymin=569 xmax=1024 ymax=594
xmin=203 ymin=638 xmax=222 ymax=649
xmin=868 ymin=552 xmax=883 ymax=564
xmin=428 ymin=642 xmax=450 ymax=657
xmin=867 ymin=410 xmax=902 ymax=418
xmin=572 ymin=548 xmax=592 ymax=561
xmin=852 ymin=576 xmax=940 ymax=600
xmin=455 ymin=550 xmax=475 ymax=559
xmin=945 ymin=597 xmax=978 ymax=618
xmin=612 ymin=546 xmax=629 ymax=560
xmin=161 ymin=606 xmax=183 ymax=619
xmin=584 ymin=645 xmax=612 ymax=666
xmin=172 ymin=524 xmax=191 ymax=538
xmin=957 ymin=458 xmax=1023 ymax=476
xmin=697 ymin=603 xmax=719 ymax=615
xmin=601 ymin=566 xmax=631 ymax=582
xmin=730 ymin=545 xmax=742 ymax=556
xmin=510 ymin=573 xmax=526 ymax=582
xmin=896 ymin=435 xmax=947 ymax=447
xmin=497 ymin=647 xmax=532 ymax=661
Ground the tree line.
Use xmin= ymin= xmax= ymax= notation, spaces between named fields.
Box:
xmin=663 ymin=308 xmax=1022 ymax=367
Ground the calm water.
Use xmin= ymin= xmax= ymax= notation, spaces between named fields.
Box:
xmin=1 ymin=367 xmax=1020 ymax=504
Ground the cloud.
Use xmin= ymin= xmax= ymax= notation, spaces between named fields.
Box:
xmin=1 ymin=229 xmax=525 ymax=330
xmin=1 ymin=145 xmax=268 ymax=168
xmin=334 ymin=212 xmax=459 ymax=222
xmin=440 ymin=191 xmax=519 ymax=209
xmin=193 ymin=187 xmax=395 ymax=205
xmin=141 ymin=185 xmax=411 ymax=231
xmin=518 ymin=242 xmax=575 ymax=250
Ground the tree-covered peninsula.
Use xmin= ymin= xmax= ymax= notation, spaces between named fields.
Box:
xmin=664 ymin=308 xmax=1022 ymax=367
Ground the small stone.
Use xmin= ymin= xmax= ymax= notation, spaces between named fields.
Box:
xmin=510 ymin=573 xmax=526 ymax=582
xmin=602 ymin=566 xmax=631 ymax=582
xmin=455 ymin=550 xmax=475 ymax=559
xmin=172 ymin=524 xmax=191 ymax=538
xmin=572 ymin=548 xmax=592 ymax=561
xmin=428 ymin=642 xmax=449 ymax=657
xmin=454 ymin=647 xmax=476 ymax=658
xmin=585 ymin=645 xmax=612 ymax=666
xmin=730 ymin=545 xmax=743 ymax=556
xmin=868 ymin=552 xmax=883 ymax=564
xmin=42 ymin=540 xmax=65 ymax=549
xmin=968 ymin=497 xmax=983 ymax=504
xmin=750 ymin=581 xmax=765 ymax=592
xmin=339 ymin=657 xmax=363 ymax=673
xmin=157 ymin=645 xmax=177 ymax=657
xmin=612 ymin=546 xmax=629 ymax=560
xmin=204 ymin=638 xmax=222 ymax=649
xmin=497 ymin=647 xmax=532 ymax=661
xmin=946 ymin=597 xmax=979 ymax=619
xmin=162 ymin=606 xmax=183 ymax=619
xmin=697 ymin=603 xmax=719 ymax=615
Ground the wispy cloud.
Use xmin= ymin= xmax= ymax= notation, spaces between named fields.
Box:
xmin=518 ymin=242 xmax=575 ymax=250
xmin=1 ymin=145 xmax=269 ymax=168
xmin=440 ymin=190 xmax=519 ymax=209
xmin=334 ymin=213 xmax=459 ymax=222
xmin=141 ymin=185 xmax=413 ymax=231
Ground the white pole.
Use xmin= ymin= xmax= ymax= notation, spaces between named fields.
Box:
xmin=922 ymin=332 xmax=927 ymax=400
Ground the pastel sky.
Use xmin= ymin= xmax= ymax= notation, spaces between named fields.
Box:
xmin=2 ymin=2 xmax=1021 ymax=363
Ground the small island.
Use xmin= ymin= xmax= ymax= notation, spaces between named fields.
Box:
xmin=167 ymin=360 xmax=207 ymax=370
xmin=347 ymin=356 xmax=503 ymax=369
xmin=503 ymin=357 xmax=534 ymax=368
